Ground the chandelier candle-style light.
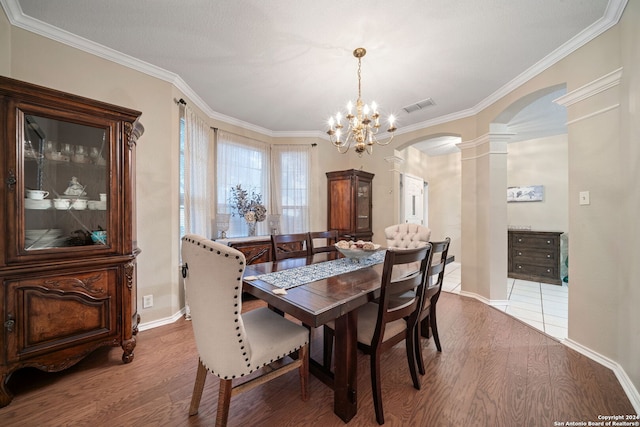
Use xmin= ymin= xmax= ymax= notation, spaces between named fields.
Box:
xmin=326 ymin=47 xmax=397 ymax=156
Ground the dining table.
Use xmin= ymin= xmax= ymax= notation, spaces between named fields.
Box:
xmin=242 ymin=250 xmax=386 ymax=423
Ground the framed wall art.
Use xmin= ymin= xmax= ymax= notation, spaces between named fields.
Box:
xmin=507 ymin=185 xmax=544 ymax=202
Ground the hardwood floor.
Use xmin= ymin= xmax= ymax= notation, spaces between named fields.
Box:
xmin=0 ymin=293 xmax=635 ymax=426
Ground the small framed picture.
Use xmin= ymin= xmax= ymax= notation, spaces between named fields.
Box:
xmin=507 ymin=185 xmax=544 ymax=202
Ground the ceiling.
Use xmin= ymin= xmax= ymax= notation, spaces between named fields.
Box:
xmin=2 ymin=0 xmax=627 ymax=153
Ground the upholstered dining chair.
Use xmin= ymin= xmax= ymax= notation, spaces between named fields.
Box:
xmin=323 ymin=245 xmax=433 ymax=425
xmin=271 ymin=232 xmax=312 ymax=260
xmin=309 ymin=230 xmax=339 ymax=254
xmin=181 ymin=234 xmax=309 ymax=427
xmin=384 ymin=223 xmax=431 ymax=249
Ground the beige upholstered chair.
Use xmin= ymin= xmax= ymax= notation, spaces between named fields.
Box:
xmin=323 ymin=245 xmax=433 ymax=425
xmin=384 ymin=223 xmax=431 ymax=249
xmin=182 ymin=234 xmax=309 ymax=427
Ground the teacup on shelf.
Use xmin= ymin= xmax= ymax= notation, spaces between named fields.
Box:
xmin=26 ymin=189 xmax=49 ymax=200
xmin=53 ymin=198 xmax=70 ymax=210
xmin=71 ymin=199 xmax=88 ymax=210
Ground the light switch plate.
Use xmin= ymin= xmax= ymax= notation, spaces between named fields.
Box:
xmin=579 ymin=191 xmax=590 ymax=205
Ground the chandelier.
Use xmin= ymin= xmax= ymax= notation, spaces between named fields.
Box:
xmin=326 ymin=47 xmax=397 ymax=156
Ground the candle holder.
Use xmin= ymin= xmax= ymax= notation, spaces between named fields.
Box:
xmin=216 ymin=213 xmax=230 ymax=239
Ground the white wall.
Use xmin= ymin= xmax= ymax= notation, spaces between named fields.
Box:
xmin=507 ymin=134 xmax=568 ymax=232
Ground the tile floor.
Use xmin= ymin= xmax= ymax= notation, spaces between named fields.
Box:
xmin=441 ymin=262 xmax=568 ymax=340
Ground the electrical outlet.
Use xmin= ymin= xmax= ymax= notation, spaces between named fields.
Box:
xmin=579 ymin=191 xmax=590 ymax=205
xmin=143 ymin=294 xmax=153 ymax=309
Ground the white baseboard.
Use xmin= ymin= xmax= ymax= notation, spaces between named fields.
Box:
xmin=458 ymin=290 xmax=509 ymax=309
xmin=563 ymin=339 xmax=640 ymax=414
xmin=137 ymin=307 xmax=187 ymax=332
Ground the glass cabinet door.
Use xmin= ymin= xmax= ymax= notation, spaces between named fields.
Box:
xmin=20 ymin=109 xmax=112 ymax=252
xmin=355 ymin=179 xmax=371 ymax=231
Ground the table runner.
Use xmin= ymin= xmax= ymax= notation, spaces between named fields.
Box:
xmin=254 ymin=250 xmax=386 ymax=290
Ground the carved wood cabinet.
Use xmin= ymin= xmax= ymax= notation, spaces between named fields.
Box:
xmin=326 ymin=169 xmax=374 ymax=241
xmin=0 ymin=77 xmax=143 ymax=406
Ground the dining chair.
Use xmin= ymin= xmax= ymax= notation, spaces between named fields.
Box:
xmin=384 ymin=223 xmax=431 ymax=249
xmin=271 ymin=232 xmax=312 ymax=260
xmin=414 ymin=237 xmax=451 ymax=373
xmin=309 ymin=230 xmax=339 ymax=254
xmin=323 ymin=245 xmax=433 ymax=425
xmin=181 ymin=234 xmax=309 ymax=427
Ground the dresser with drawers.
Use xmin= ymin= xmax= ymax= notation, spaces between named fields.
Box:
xmin=508 ymin=230 xmax=563 ymax=285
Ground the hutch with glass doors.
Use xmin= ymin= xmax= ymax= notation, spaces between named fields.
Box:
xmin=326 ymin=169 xmax=374 ymax=242
xmin=0 ymin=76 xmax=143 ymax=406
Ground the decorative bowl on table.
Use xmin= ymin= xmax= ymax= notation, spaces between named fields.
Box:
xmin=334 ymin=240 xmax=381 ymax=261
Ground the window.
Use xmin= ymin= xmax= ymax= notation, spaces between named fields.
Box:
xmin=216 ymin=131 xmax=270 ymax=237
xmin=179 ymin=117 xmax=185 ymax=238
xmin=272 ymin=145 xmax=310 ymax=233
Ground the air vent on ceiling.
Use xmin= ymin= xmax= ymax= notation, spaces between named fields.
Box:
xmin=402 ymin=98 xmax=436 ymax=114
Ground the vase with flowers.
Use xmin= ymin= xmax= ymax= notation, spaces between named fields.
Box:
xmin=229 ymin=184 xmax=267 ymax=236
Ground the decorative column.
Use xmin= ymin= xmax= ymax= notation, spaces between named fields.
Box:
xmin=458 ymin=130 xmax=512 ymax=306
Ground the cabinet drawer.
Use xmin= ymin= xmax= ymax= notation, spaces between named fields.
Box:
xmin=510 ymin=248 xmax=558 ymax=264
xmin=511 ymin=234 xmax=559 ymax=249
xmin=512 ymin=262 xmax=559 ymax=280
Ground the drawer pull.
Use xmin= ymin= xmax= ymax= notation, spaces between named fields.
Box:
xmin=518 ymin=252 xmax=522 ymax=256
xmin=547 ymin=269 xmax=551 ymax=272
xmin=518 ymin=265 xmax=522 ymax=269
xmin=547 ymin=254 xmax=551 ymax=258
xmin=518 ymin=238 xmax=522 ymax=242
xmin=547 ymin=240 xmax=551 ymax=244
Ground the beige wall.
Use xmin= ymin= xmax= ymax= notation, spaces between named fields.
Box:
xmin=507 ymin=134 xmax=569 ymax=232
xmin=2 ymin=2 xmax=639 ymax=402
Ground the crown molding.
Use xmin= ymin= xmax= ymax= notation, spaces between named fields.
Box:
xmin=553 ymin=67 xmax=623 ymax=107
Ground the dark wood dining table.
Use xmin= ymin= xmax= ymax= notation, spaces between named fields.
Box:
xmin=242 ymin=251 xmax=384 ymax=423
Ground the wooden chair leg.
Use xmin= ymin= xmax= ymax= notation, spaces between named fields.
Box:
xmin=414 ymin=320 xmax=426 ymax=376
xmin=430 ymin=307 xmax=442 ymax=352
xmin=370 ymin=352 xmax=385 ymax=425
xmin=189 ymin=359 xmax=208 ymax=416
xmin=322 ymin=325 xmax=334 ymax=369
xmin=299 ymin=344 xmax=309 ymax=401
xmin=216 ymin=378 xmax=233 ymax=427
xmin=408 ymin=327 xmax=422 ymax=389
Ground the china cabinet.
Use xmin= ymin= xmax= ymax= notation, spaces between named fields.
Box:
xmin=508 ymin=230 xmax=563 ymax=285
xmin=326 ymin=169 xmax=374 ymax=241
xmin=0 ymin=76 xmax=143 ymax=406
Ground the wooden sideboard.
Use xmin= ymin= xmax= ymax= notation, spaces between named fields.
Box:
xmin=217 ymin=236 xmax=273 ymax=264
xmin=508 ymin=230 xmax=563 ymax=285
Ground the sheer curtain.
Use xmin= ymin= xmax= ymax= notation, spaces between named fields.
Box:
xmin=271 ymin=145 xmax=311 ymax=233
xmin=217 ymin=131 xmax=270 ymax=237
xmin=182 ymin=105 xmax=215 ymax=238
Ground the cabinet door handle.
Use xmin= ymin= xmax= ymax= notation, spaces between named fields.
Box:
xmin=547 ymin=240 xmax=551 ymax=244
xmin=547 ymin=254 xmax=551 ymax=258
xmin=6 ymin=169 xmax=16 ymax=191
xmin=547 ymin=269 xmax=551 ymax=272
xmin=518 ymin=252 xmax=522 ymax=256
xmin=4 ymin=314 xmax=15 ymax=333
xmin=518 ymin=238 xmax=522 ymax=242
xmin=517 ymin=265 xmax=522 ymax=269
